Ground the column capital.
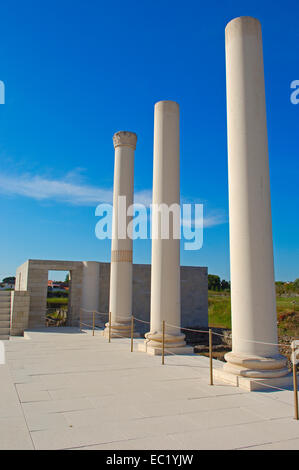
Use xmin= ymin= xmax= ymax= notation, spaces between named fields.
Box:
xmin=113 ymin=131 xmax=137 ymax=150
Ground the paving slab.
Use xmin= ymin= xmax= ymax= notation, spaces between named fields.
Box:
xmin=1 ymin=328 xmax=298 ymax=450
xmin=245 ymin=437 xmax=299 ymax=450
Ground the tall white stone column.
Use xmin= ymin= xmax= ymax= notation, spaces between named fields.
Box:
xmin=215 ymin=17 xmax=289 ymax=389
xmin=103 ymin=131 xmax=137 ymax=338
xmin=140 ymin=101 xmax=191 ymax=355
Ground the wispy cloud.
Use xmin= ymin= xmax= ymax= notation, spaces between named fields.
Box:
xmin=203 ymin=212 xmax=227 ymax=228
xmin=0 ymin=172 xmax=113 ymax=205
xmin=0 ymin=171 xmax=226 ymax=227
xmin=0 ymin=171 xmax=153 ymax=207
xmin=181 ymin=210 xmax=227 ymax=229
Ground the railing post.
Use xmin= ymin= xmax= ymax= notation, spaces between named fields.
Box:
xmin=162 ymin=320 xmax=165 ymax=365
xmin=108 ymin=311 xmax=111 ymax=343
xmin=130 ymin=316 xmax=134 ymax=352
xmin=292 ymin=341 xmax=298 ymax=420
xmin=92 ymin=311 xmax=95 ymax=337
xmin=209 ymin=328 xmax=213 ymax=385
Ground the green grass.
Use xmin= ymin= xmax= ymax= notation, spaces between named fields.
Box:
xmin=208 ymin=291 xmax=299 ymax=334
xmin=276 ymin=296 xmax=298 ymax=312
xmin=276 ymin=296 xmax=299 ymax=336
xmin=208 ymin=291 xmax=231 ymax=329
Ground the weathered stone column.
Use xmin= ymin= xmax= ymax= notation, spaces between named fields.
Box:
xmin=103 ymin=131 xmax=137 ymax=338
xmin=215 ymin=17 xmax=289 ymax=389
xmin=139 ymin=101 xmax=191 ymax=355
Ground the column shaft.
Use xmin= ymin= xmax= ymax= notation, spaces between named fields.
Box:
xmin=143 ymin=101 xmax=187 ymax=353
xmin=104 ymin=131 xmax=137 ymax=338
xmin=223 ymin=17 xmax=287 ymax=378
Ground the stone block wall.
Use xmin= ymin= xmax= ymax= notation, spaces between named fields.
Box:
xmin=98 ymin=262 xmax=208 ymax=335
xmin=15 ymin=259 xmax=83 ymax=330
xmin=15 ymin=259 xmax=208 ymax=335
xmin=10 ymin=291 xmax=30 ymax=336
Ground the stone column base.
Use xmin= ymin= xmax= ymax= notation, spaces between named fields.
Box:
xmin=138 ymin=341 xmax=193 ymax=356
xmin=102 ymin=320 xmax=140 ymax=339
xmin=214 ymin=351 xmax=291 ymax=391
xmin=138 ymin=331 xmax=193 ymax=355
xmin=214 ymin=368 xmax=294 ymax=391
xmin=223 ymin=351 xmax=289 ymax=378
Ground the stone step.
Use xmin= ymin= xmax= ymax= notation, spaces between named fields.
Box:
xmin=0 ymin=335 xmax=9 ymax=340
xmin=0 ymin=320 xmax=10 ymax=328
xmin=0 ymin=301 xmax=11 ymax=308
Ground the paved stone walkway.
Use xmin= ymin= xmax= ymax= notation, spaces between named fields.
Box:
xmin=0 ymin=328 xmax=298 ymax=450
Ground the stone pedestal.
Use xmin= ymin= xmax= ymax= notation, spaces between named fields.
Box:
xmin=216 ymin=17 xmax=289 ymax=388
xmin=214 ymin=368 xmax=293 ymax=391
xmin=139 ymin=101 xmax=191 ymax=355
xmin=138 ymin=342 xmax=193 ymax=356
xmin=103 ymin=131 xmax=137 ymax=339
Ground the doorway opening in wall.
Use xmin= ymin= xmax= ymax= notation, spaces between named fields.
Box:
xmin=46 ymin=270 xmax=70 ymax=327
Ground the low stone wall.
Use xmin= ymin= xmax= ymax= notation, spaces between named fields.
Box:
xmin=15 ymin=259 xmax=208 ymax=335
xmin=98 ymin=263 xmax=208 ymax=335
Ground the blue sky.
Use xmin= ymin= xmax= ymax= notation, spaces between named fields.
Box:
xmin=0 ymin=0 xmax=298 ymax=282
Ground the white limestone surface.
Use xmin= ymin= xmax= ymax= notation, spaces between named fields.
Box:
xmin=0 ymin=328 xmax=298 ymax=450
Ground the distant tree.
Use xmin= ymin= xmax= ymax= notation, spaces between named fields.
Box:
xmin=208 ymin=275 xmax=221 ymax=291
xmin=221 ymin=279 xmax=230 ymax=291
xmin=275 ymin=280 xmax=299 ymax=296
xmin=65 ymin=273 xmax=70 ymax=283
xmin=2 ymin=276 xmax=15 ymax=284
